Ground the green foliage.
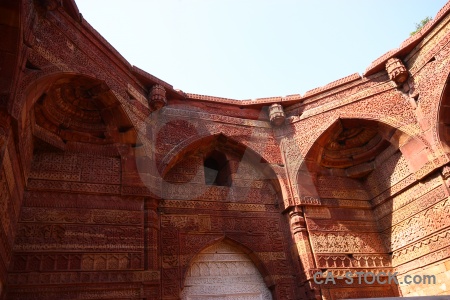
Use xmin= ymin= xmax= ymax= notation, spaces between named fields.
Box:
xmin=410 ymin=16 xmax=432 ymax=36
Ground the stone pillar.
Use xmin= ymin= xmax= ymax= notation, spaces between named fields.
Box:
xmin=288 ymin=206 xmax=321 ymax=300
xmin=143 ymin=197 xmax=160 ymax=299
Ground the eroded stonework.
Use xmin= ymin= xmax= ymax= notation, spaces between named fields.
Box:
xmin=2 ymin=0 xmax=450 ymax=299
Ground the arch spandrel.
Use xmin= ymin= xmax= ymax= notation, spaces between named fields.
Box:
xmin=152 ymin=110 xmax=283 ymax=174
xmin=407 ymin=34 xmax=450 ymax=165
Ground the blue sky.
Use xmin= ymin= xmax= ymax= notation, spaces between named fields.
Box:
xmin=75 ymin=0 xmax=448 ymax=100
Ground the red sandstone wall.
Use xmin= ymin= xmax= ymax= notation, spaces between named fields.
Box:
xmin=160 ymin=151 xmax=300 ymax=299
xmin=5 ymin=149 xmax=149 ymax=299
xmin=0 ymin=130 xmax=26 ymax=298
xmin=2 ymin=0 xmax=450 ymax=299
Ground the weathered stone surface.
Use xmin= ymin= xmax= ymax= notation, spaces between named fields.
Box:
xmin=386 ymin=57 xmax=409 ymax=84
xmin=2 ymin=0 xmax=450 ymax=299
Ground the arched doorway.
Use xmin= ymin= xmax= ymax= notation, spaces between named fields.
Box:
xmin=181 ymin=241 xmax=272 ymax=300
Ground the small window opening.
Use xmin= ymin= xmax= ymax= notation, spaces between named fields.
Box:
xmin=204 ymin=151 xmax=231 ymax=186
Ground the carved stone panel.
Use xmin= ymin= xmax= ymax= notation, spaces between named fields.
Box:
xmin=181 ymin=242 xmax=272 ymax=300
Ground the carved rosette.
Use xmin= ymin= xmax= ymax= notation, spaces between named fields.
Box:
xmin=268 ymin=103 xmax=285 ymax=126
xmin=149 ymin=84 xmax=167 ymax=110
xmin=385 ymin=57 xmax=409 ymax=84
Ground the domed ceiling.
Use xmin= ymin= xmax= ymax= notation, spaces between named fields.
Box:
xmin=319 ymin=119 xmax=390 ymax=175
xmin=33 ymin=75 xmax=136 ymax=149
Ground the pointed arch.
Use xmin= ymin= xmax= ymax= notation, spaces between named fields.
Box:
xmin=14 ymin=71 xmax=139 ymax=156
xmin=422 ymin=52 xmax=450 ymax=163
xmin=159 ymin=133 xmax=242 ymax=177
xmin=160 ymin=133 xmax=289 ymax=204
xmin=295 ymin=115 xmax=433 ymax=200
xmin=12 ymin=70 xmax=94 ymax=125
xmin=438 ymin=73 xmax=450 ymax=156
xmin=290 ymin=116 xmax=436 ymax=299
xmin=180 ymin=236 xmax=274 ymax=299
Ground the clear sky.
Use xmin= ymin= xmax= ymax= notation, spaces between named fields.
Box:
xmin=75 ymin=0 xmax=448 ymax=100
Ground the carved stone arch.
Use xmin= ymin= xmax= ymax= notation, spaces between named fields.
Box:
xmin=159 ymin=132 xmax=275 ymax=177
xmin=418 ymin=41 xmax=450 ymax=162
xmin=180 ymin=237 xmax=274 ymax=300
xmin=294 ymin=115 xmax=432 ymax=202
xmin=160 ymin=133 xmax=259 ymax=174
xmin=437 ymin=72 xmax=450 ymax=158
xmin=337 ymin=111 xmax=430 ymax=149
xmin=290 ymin=111 xmax=430 ymax=185
xmin=161 ymin=133 xmax=288 ymax=203
xmin=153 ymin=111 xmax=281 ymax=176
xmin=290 ymin=116 xmax=432 ymax=298
xmin=159 ymin=134 xmax=220 ymax=177
xmin=14 ymin=70 xmax=76 ymax=127
xmin=298 ymin=117 xmax=392 ymax=192
xmin=12 ymin=68 xmax=102 ymax=123
xmin=17 ymin=72 xmax=139 ymax=157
